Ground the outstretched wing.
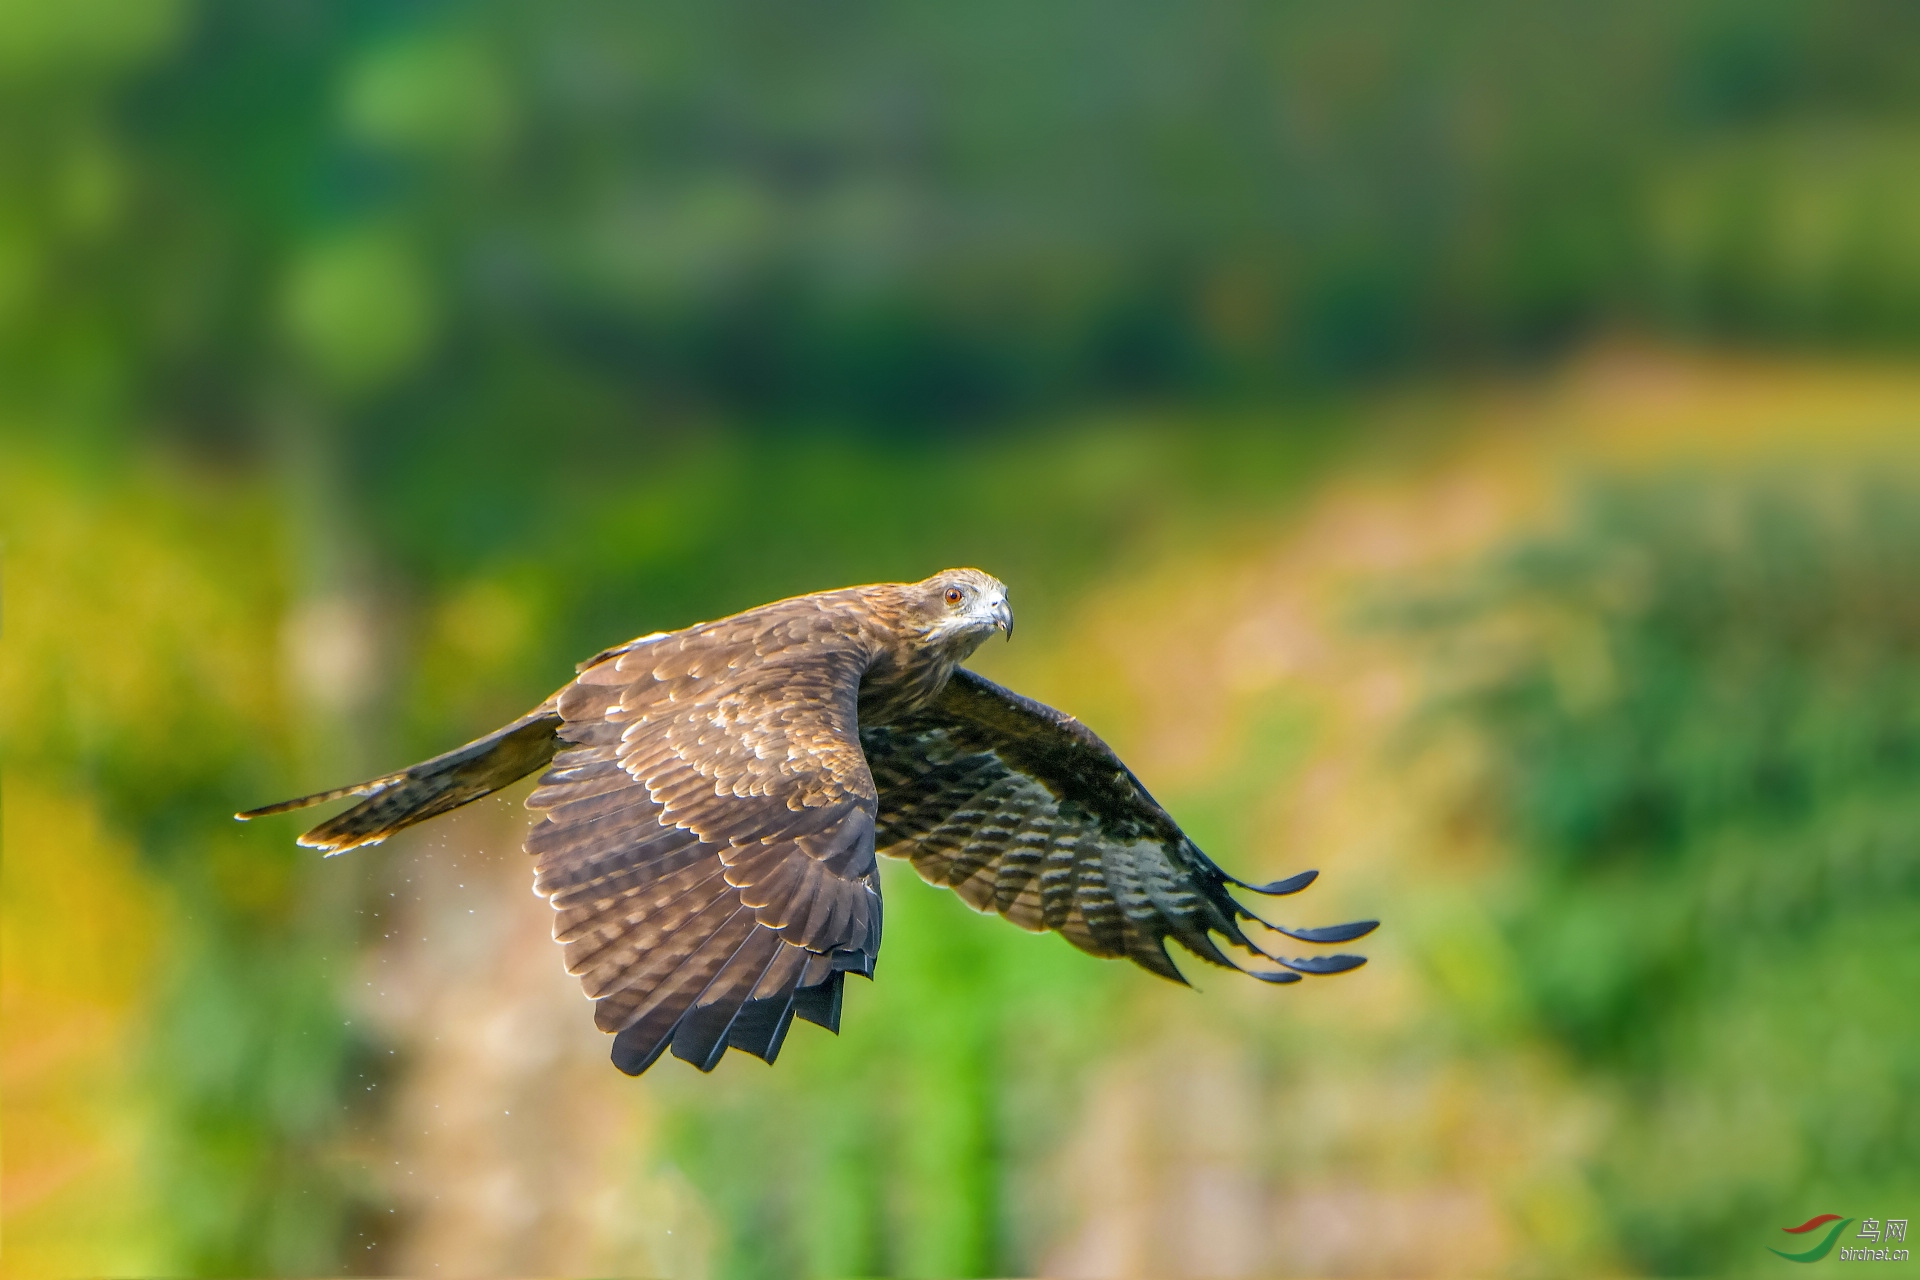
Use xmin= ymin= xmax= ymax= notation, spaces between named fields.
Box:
xmin=526 ymin=601 xmax=883 ymax=1077
xmin=861 ymin=668 xmax=1375 ymax=983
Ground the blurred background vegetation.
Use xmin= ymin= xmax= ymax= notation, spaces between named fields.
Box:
xmin=4 ymin=1 xmax=1918 ymax=1276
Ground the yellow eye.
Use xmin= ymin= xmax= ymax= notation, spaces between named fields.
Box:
xmin=944 ymin=587 xmax=964 ymax=605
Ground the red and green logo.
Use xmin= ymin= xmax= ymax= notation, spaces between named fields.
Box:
xmin=1769 ymin=1215 xmax=1853 ymax=1263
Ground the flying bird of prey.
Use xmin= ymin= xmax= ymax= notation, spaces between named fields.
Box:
xmin=239 ymin=570 xmax=1375 ymax=1076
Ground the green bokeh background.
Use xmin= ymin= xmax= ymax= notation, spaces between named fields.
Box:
xmin=4 ymin=2 xmax=1918 ymax=1276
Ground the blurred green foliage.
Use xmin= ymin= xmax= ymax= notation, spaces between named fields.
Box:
xmin=658 ymin=861 xmax=1123 ymax=1280
xmin=1 ymin=456 xmax=384 ymax=1274
xmin=7 ymin=0 xmax=1920 ymax=1275
xmin=1403 ymin=478 xmax=1920 ymax=1274
xmin=9 ymin=0 xmax=1920 ymax=468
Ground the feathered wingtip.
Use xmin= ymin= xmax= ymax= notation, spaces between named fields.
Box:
xmin=1227 ymin=947 xmax=1371 ymax=983
xmin=1241 ymin=912 xmax=1379 ymax=946
xmin=1220 ymin=865 xmax=1379 ymax=983
xmin=1223 ymin=867 xmax=1320 ymax=895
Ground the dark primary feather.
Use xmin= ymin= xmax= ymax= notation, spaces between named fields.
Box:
xmin=863 ymin=668 xmax=1376 ymax=983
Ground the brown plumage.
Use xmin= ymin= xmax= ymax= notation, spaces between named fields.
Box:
xmin=239 ymin=569 xmax=1374 ymax=1076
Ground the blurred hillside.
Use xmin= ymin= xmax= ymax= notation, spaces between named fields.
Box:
xmin=6 ymin=1 xmax=1920 ymax=1278
xmin=9 ymin=0 xmax=1920 ymax=457
xmin=9 ymin=353 xmax=1920 ymax=1280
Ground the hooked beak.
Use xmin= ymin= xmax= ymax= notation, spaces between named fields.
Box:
xmin=991 ymin=597 xmax=1013 ymax=640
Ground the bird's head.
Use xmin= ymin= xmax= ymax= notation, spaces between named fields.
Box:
xmin=912 ymin=568 xmax=1013 ymax=656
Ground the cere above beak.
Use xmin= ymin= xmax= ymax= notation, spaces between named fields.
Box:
xmin=991 ymin=597 xmax=1013 ymax=640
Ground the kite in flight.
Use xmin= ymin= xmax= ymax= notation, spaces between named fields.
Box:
xmin=239 ymin=569 xmax=1375 ymax=1076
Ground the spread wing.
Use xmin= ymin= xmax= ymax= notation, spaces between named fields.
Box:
xmin=525 ymin=603 xmax=883 ymax=1076
xmin=861 ymin=668 xmax=1376 ymax=983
